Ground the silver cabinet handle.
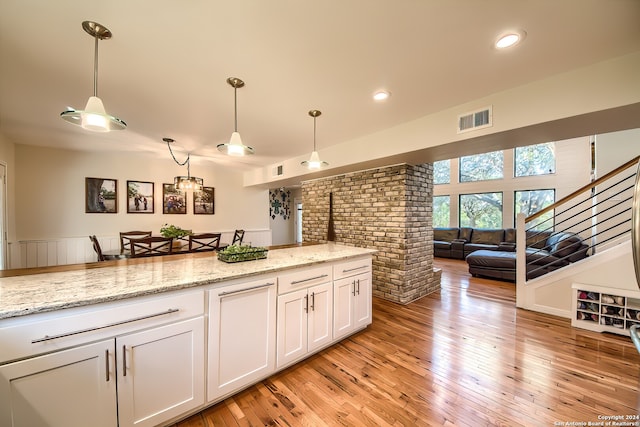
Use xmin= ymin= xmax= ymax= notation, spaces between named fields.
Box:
xmin=105 ymin=349 xmax=110 ymax=382
xmin=343 ymin=265 xmax=368 ymax=273
xmin=357 ymin=279 xmax=360 ymax=295
xmin=122 ymin=345 xmax=127 ymax=377
xmin=304 ymin=294 xmax=308 ymax=313
xmin=290 ymin=274 xmax=329 ymax=285
xmin=352 ymin=280 xmax=356 ymax=296
xmin=310 ymin=292 xmax=315 ymax=311
xmin=218 ymin=282 xmax=274 ymax=297
xmin=31 ymin=308 xmax=180 ymax=343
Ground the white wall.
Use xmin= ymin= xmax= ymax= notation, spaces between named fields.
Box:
xmin=0 ymin=133 xmax=16 ymax=242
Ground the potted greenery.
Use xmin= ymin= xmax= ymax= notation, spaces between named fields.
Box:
xmin=160 ymin=224 xmax=192 ymax=249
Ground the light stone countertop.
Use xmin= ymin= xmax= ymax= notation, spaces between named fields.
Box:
xmin=0 ymin=244 xmax=376 ymax=320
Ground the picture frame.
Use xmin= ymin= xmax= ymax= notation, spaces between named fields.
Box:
xmin=127 ymin=180 xmax=154 ymax=214
xmin=85 ymin=177 xmax=118 ymax=213
xmin=194 ymin=187 xmax=215 ymax=215
xmin=162 ymin=183 xmax=187 ymax=214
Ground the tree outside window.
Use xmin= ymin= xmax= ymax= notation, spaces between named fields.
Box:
xmin=459 ymin=151 xmax=503 ymax=182
xmin=515 ymin=142 xmax=556 ymax=177
xmin=433 ymin=195 xmax=450 ymax=227
xmin=459 ymin=192 xmax=503 ymax=228
xmin=433 ymin=160 xmax=450 ymax=185
xmin=515 ymin=189 xmax=555 ymax=230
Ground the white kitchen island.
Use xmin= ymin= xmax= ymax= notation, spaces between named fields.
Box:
xmin=0 ymin=243 xmax=375 ymax=427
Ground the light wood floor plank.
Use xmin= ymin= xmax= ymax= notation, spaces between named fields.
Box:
xmin=172 ymin=258 xmax=640 ymax=426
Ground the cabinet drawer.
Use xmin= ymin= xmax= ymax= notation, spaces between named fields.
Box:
xmin=333 ymin=257 xmax=371 ymax=280
xmin=278 ymin=265 xmax=332 ymax=295
xmin=0 ymin=289 xmax=205 ymax=364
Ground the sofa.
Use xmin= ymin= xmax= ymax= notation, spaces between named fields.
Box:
xmin=434 ymin=227 xmax=589 ymax=281
xmin=434 ymin=227 xmax=516 ymax=260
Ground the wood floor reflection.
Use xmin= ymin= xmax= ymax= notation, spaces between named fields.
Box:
xmin=171 ymin=258 xmax=640 ymax=426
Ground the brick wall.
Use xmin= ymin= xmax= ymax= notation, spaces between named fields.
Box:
xmin=301 ymin=164 xmax=441 ymax=304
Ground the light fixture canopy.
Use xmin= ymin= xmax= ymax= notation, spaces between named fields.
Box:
xmin=217 ymin=77 xmax=254 ymax=156
xmin=60 ymin=21 xmax=126 ymax=132
xmin=164 ymin=138 xmax=203 ymax=191
xmin=301 ymin=110 xmax=328 ymax=170
xmin=373 ymin=90 xmax=390 ymax=101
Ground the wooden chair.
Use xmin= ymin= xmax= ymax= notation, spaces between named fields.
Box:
xmin=232 ymin=229 xmax=245 ymax=245
xmin=188 ymin=233 xmax=222 ymax=252
xmin=129 ymin=236 xmax=174 ymax=257
xmin=120 ymin=231 xmax=152 ymax=253
xmin=89 ymin=235 xmax=105 ymax=261
xmin=219 ymin=229 xmax=245 ymax=250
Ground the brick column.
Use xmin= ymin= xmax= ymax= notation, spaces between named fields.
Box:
xmin=301 ymin=164 xmax=441 ymax=304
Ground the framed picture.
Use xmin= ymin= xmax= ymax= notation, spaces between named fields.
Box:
xmin=162 ymin=183 xmax=187 ymax=214
xmin=127 ymin=181 xmax=154 ymax=214
xmin=194 ymin=187 xmax=215 ymax=215
xmin=85 ymin=177 xmax=118 ymax=213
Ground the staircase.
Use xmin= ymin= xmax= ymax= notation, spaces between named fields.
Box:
xmin=515 ymin=155 xmax=640 ymax=319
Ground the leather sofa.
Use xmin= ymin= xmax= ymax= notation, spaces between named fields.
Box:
xmin=433 ymin=227 xmax=516 ymax=260
xmin=434 ymin=227 xmax=589 ymax=281
xmin=465 ymin=230 xmax=589 ymax=281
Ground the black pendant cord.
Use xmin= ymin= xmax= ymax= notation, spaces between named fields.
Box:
xmin=165 ymin=139 xmax=191 ymax=178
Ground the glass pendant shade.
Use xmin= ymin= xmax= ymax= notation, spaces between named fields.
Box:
xmin=60 ymin=21 xmax=126 ymax=132
xmin=218 ymin=131 xmax=254 ymax=156
xmin=61 ymin=96 xmax=126 ymax=132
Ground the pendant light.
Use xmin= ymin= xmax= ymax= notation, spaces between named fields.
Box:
xmin=164 ymin=138 xmax=203 ymax=191
xmin=60 ymin=21 xmax=126 ymax=132
xmin=301 ymin=110 xmax=328 ymax=170
xmin=217 ymin=77 xmax=254 ymax=156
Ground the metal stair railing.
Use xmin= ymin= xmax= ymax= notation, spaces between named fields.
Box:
xmin=521 ymin=155 xmax=640 ymax=281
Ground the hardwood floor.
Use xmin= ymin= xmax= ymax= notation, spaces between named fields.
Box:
xmin=172 ymin=258 xmax=640 ymax=426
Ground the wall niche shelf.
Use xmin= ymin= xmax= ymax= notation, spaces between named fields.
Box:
xmin=572 ymin=283 xmax=640 ymax=336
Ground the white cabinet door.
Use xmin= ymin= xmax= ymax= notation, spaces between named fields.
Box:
xmin=0 ymin=339 xmax=117 ymax=427
xmin=333 ymin=272 xmax=371 ymax=340
xmin=117 ymin=317 xmax=205 ymax=427
xmin=307 ymin=282 xmax=333 ymax=353
xmin=333 ymin=276 xmax=356 ymax=340
xmin=277 ymin=282 xmax=333 ymax=368
xmin=352 ymin=273 xmax=372 ymax=331
xmin=208 ymin=277 xmax=277 ymax=402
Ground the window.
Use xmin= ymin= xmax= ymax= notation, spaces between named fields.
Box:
xmin=459 ymin=150 xmax=503 ymax=182
xmin=515 ymin=189 xmax=555 ymax=230
xmin=459 ymin=192 xmax=503 ymax=229
xmin=515 ymin=142 xmax=556 ymax=177
xmin=433 ymin=160 xmax=450 ymax=185
xmin=433 ymin=195 xmax=450 ymax=228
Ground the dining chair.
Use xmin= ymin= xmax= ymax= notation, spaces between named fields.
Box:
xmin=232 ymin=229 xmax=245 ymax=245
xmin=89 ymin=235 xmax=105 ymax=261
xmin=219 ymin=229 xmax=245 ymax=250
xmin=129 ymin=236 xmax=174 ymax=257
xmin=189 ymin=233 xmax=222 ymax=252
xmin=120 ymin=230 xmax=152 ymax=253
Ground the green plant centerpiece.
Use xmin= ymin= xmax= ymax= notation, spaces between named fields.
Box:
xmin=160 ymin=224 xmax=192 ymax=239
xmin=160 ymin=224 xmax=192 ymax=249
xmin=218 ymin=244 xmax=268 ymax=263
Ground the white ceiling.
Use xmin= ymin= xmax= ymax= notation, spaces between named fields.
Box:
xmin=1 ymin=0 xmax=640 ymax=171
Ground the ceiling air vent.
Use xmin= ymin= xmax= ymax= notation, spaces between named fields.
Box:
xmin=457 ymin=106 xmax=492 ymax=134
xmin=272 ymin=165 xmax=284 ymax=177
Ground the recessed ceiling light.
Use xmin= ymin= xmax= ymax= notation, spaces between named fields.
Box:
xmin=373 ymin=90 xmax=390 ymax=101
xmin=495 ymin=30 xmax=526 ymax=49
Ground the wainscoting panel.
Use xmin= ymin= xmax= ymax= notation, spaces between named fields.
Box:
xmin=6 ymin=229 xmax=272 ymax=270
